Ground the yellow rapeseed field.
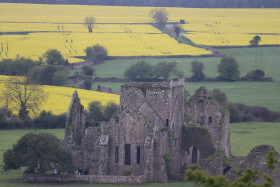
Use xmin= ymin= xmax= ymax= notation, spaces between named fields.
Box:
xmin=0 ymin=3 xmax=279 ymax=61
xmin=0 ymin=75 xmax=120 ymax=116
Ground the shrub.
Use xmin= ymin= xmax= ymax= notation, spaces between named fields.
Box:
xmin=52 ymin=71 xmax=68 ymax=86
xmin=84 ymin=44 xmax=108 ymax=64
xmin=245 ymin=69 xmax=265 ymax=81
xmin=212 ymin=88 xmax=227 ymax=105
xmin=83 ymin=66 xmax=95 ymax=76
xmin=83 ymin=79 xmax=92 ymax=90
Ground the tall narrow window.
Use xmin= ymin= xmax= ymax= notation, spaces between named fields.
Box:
xmin=136 ymin=146 xmax=140 ymax=164
xmin=166 ymin=119 xmax=169 ymax=127
xmin=125 ymin=144 xmax=131 ymax=165
xmin=208 ymin=116 xmax=212 ymax=124
xmin=192 ymin=147 xmax=198 ymax=164
xmin=115 ymin=146 xmax=119 ymax=163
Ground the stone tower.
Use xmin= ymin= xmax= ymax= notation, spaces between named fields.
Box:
xmin=108 ymin=79 xmax=185 ymax=181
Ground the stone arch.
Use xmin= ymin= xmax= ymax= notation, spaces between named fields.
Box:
xmin=181 ymin=126 xmax=215 ymax=173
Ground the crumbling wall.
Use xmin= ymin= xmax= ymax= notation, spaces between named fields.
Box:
xmin=184 ymin=86 xmax=231 ymax=158
xmin=23 ymin=173 xmax=147 ymax=184
xmin=62 ymin=91 xmax=86 ymax=150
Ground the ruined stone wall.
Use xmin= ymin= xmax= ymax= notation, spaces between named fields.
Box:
xmin=107 ymin=107 xmax=149 ymax=177
xmin=62 ymin=91 xmax=86 ymax=150
xmin=119 ymin=80 xmax=184 ymax=179
xmin=23 ymin=174 xmax=147 ymax=184
xmin=184 ymin=86 xmax=231 ymax=158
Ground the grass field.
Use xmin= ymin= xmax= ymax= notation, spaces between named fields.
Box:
xmin=230 ymin=122 xmax=280 ymax=156
xmin=93 ymin=47 xmax=280 ymax=80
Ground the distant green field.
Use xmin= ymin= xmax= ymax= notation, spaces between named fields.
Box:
xmin=93 ymin=47 xmax=280 ymax=80
xmin=90 ymin=47 xmax=280 ymax=112
xmin=230 ymin=122 xmax=280 ymax=156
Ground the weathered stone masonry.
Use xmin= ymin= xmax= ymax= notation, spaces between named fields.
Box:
xmin=62 ymin=79 xmax=232 ymax=182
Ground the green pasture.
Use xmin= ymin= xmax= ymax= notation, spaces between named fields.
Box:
xmin=93 ymin=47 xmax=280 ymax=80
xmin=230 ymin=122 xmax=280 ymax=156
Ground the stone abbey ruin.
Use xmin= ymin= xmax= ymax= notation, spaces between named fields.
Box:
xmin=59 ymin=79 xmax=280 ymax=184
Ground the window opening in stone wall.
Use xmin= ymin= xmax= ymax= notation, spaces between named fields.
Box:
xmin=199 ymin=100 xmax=205 ymax=113
xmin=115 ymin=146 xmax=119 ymax=163
xmin=125 ymin=144 xmax=131 ymax=165
xmin=175 ymin=138 xmax=177 ymax=147
xmin=200 ymin=117 xmax=205 ymax=125
xmin=192 ymin=147 xmax=198 ymax=164
xmin=136 ymin=146 xmax=140 ymax=164
xmin=208 ymin=116 xmax=212 ymax=124
xmin=166 ymin=119 xmax=169 ymax=127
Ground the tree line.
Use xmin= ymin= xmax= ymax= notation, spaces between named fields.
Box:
xmin=124 ymin=56 xmax=273 ymax=82
xmin=1 ymin=0 xmax=279 ymax=8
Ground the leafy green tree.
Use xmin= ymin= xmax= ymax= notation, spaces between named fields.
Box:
xmin=266 ymin=150 xmax=278 ymax=170
xmin=0 ymin=57 xmax=39 ymax=76
xmin=33 ymin=110 xmax=57 ymax=129
xmin=245 ymin=69 xmax=265 ymax=81
xmin=86 ymin=101 xmax=105 ymax=126
xmin=104 ymin=102 xmax=119 ymax=121
xmin=84 ymin=16 xmax=96 ymax=33
xmin=43 ymin=49 xmax=66 ymax=66
xmin=225 ymin=102 xmax=241 ymax=123
xmin=82 ymin=66 xmax=95 ymax=76
xmin=84 ymin=44 xmax=108 ymax=64
xmin=28 ymin=65 xmax=68 ymax=85
xmin=174 ymin=24 xmax=183 ymax=37
xmin=184 ymin=163 xmax=274 ymax=187
xmin=3 ymin=133 xmax=75 ymax=174
xmin=83 ymin=79 xmax=92 ymax=90
xmin=190 ymin=60 xmax=205 ymax=81
xmin=218 ymin=56 xmax=240 ymax=81
xmin=124 ymin=60 xmax=153 ymax=80
xmin=52 ymin=71 xmax=68 ymax=86
xmin=250 ymin=35 xmax=261 ymax=46
xmin=149 ymin=8 xmax=168 ymax=29
xmin=212 ymin=88 xmax=227 ymax=105
xmin=1 ymin=76 xmax=48 ymax=121
xmin=154 ymin=61 xmax=181 ymax=80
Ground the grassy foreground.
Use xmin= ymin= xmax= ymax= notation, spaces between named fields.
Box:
xmin=1 ymin=122 xmax=280 ymax=186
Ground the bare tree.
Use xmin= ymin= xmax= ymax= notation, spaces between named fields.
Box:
xmin=1 ymin=76 xmax=48 ymax=120
xmin=149 ymin=8 xmax=168 ymax=29
xmin=84 ymin=16 xmax=96 ymax=33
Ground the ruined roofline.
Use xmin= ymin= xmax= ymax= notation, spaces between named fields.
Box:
xmin=121 ymin=78 xmax=184 ymax=89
